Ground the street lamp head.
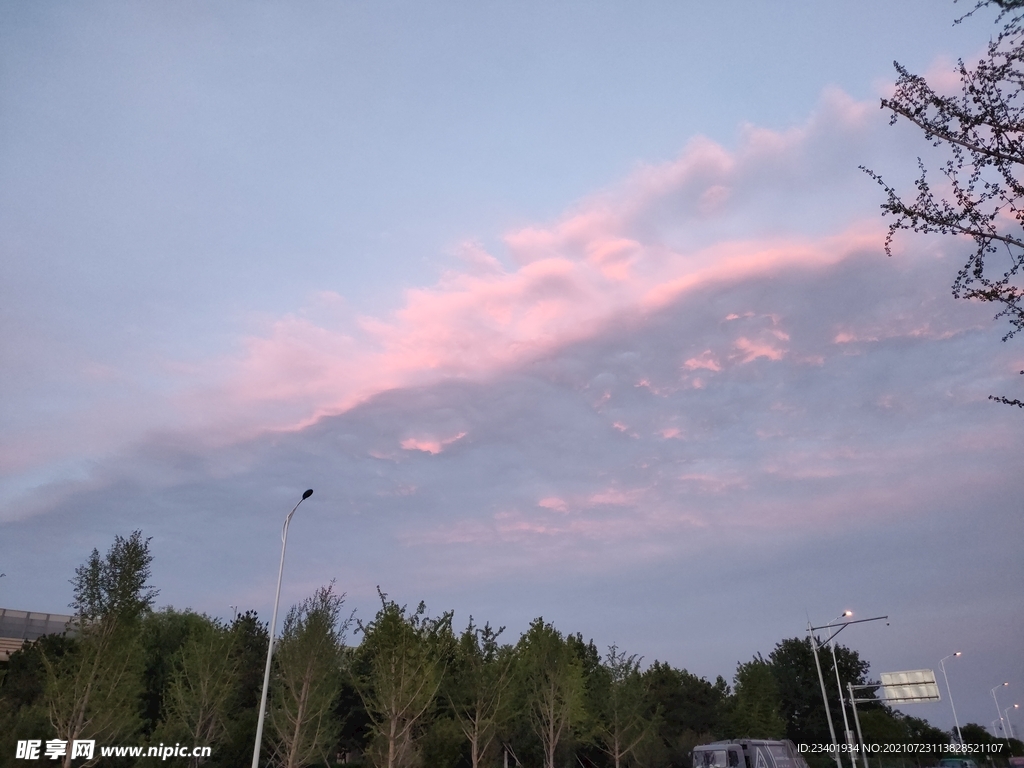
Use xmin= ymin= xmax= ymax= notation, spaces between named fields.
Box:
xmin=843 ymin=610 xmax=853 ymax=617
xmin=954 ymin=651 xmax=962 ymax=657
xmin=302 ymin=489 xmax=313 ymax=499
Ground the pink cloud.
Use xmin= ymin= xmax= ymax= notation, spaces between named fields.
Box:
xmin=161 ymin=88 xmax=888 ymax=442
xmin=588 ymin=487 xmax=641 ymax=506
xmin=684 ymin=350 xmax=722 ymax=371
xmin=733 ymin=337 xmax=786 ymax=362
xmin=537 ymin=497 xmax=569 ymax=513
xmin=400 ymin=431 xmax=467 ymax=454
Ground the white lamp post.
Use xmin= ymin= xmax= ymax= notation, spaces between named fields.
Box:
xmin=829 ymin=612 xmax=856 ymax=768
xmin=992 ymin=682 xmax=1009 ymax=740
xmin=939 ymin=653 xmax=963 ymax=744
xmin=809 ymin=612 xmax=888 ymax=768
xmin=1003 ymin=704 xmax=1019 ymax=739
xmin=250 ymin=489 xmax=313 ymax=768
xmin=808 ymin=623 xmax=843 ymax=768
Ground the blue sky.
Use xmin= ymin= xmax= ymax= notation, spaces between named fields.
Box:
xmin=1 ymin=0 xmax=1021 ymax=736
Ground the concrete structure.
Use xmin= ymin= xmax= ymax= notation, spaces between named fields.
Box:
xmin=0 ymin=607 xmax=73 ymax=662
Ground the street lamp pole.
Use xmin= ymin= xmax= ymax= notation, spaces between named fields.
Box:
xmin=809 ymin=613 xmax=889 ymax=768
xmin=1004 ymin=705 xmax=1019 ymax=739
xmin=250 ymin=489 xmax=313 ymax=768
xmin=992 ymin=683 xmax=1009 ymax=740
xmin=808 ymin=622 xmax=843 ymax=768
xmin=828 ymin=612 xmax=856 ymax=768
xmin=939 ymin=653 xmax=963 ymax=745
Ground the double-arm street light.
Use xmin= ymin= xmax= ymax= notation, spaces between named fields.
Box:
xmin=829 ymin=612 xmax=856 ymax=768
xmin=809 ymin=611 xmax=889 ymax=768
xmin=939 ymin=652 xmax=963 ymax=744
xmin=992 ymin=682 xmax=1009 ymax=740
xmin=250 ymin=489 xmax=313 ymax=768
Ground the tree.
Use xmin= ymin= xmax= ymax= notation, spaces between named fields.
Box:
xmin=43 ymin=531 xmax=157 ymax=768
xmin=514 ymin=619 xmax=587 ymax=768
xmin=352 ymin=590 xmax=452 ymax=768
xmin=864 ymin=1 xmax=1024 ymax=405
xmin=269 ymin=582 xmax=351 ymax=768
xmin=641 ymin=662 xmax=728 ymax=768
xmin=0 ymin=635 xmax=74 ymax=762
xmin=728 ymin=655 xmax=785 ymax=739
xmin=767 ymin=637 xmax=872 ymax=748
xmin=218 ymin=610 xmax=271 ymax=768
xmin=593 ymin=645 xmax=655 ymax=768
xmin=446 ymin=618 xmax=513 ymax=768
xmin=157 ymin=614 xmax=238 ymax=768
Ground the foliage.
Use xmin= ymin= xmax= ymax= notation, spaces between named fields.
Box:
xmin=592 ymin=645 xmax=656 ymax=768
xmin=352 ymin=590 xmax=452 ymax=768
xmin=728 ymin=655 xmax=785 ymax=740
xmin=863 ymin=1 xmax=1024 ymax=405
xmin=41 ymin=532 xmax=157 ymax=768
xmin=70 ymin=531 xmax=159 ymax=623
xmin=4 ymin=536 xmax=977 ymax=768
xmin=446 ymin=618 xmax=512 ymax=768
xmin=217 ymin=611 xmax=270 ymax=768
xmin=156 ymin=614 xmax=238 ymax=768
xmin=140 ymin=608 xmax=217 ymax=736
xmin=0 ymin=635 xmax=73 ymax=763
xmin=641 ymin=661 xmax=728 ymax=768
xmin=513 ymin=619 xmax=588 ymax=768
xmin=767 ymin=637 xmax=872 ymax=747
xmin=270 ymin=582 xmax=351 ymax=768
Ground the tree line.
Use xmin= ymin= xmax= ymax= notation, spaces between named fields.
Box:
xmin=0 ymin=533 xmax=1020 ymax=768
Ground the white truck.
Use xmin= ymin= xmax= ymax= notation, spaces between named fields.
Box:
xmin=693 ymin=739 xmax=810 ymax=768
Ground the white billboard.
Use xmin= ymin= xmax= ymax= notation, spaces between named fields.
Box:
xmin=879 ymin=669 xmax=941 ymax=703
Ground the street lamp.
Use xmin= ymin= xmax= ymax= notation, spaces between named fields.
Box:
xmin=828 ymin=612 xmax=856 ymax=768
xmin=809 ymin=612 xmax=889 ymax=768
xmin=250 ymin=489 xmax=313 ymax=768
xmin=992 ymin=682 xmax=1009 ymax=740
xmin=939 ymin=652 xmax=963 ymax=744
xmin=1003 ymin=705 xmax=1019 ymax=739
xmin=808 ymin=622 xmax=843 ymax=768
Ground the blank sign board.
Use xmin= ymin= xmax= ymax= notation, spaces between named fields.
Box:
xmin=879 ymin=669 xmax=941 ymax=703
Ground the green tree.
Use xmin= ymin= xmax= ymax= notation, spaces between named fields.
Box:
xmin=728 ymin=655 xmax=785 ymax=739
xmin=864 ymin=0 xmax=1024 ymax=406
xmin=140 ymin=608 xmax=216 ymax=737
xmin=218 ymin=611 xmax=270 ymax=768
xmin=767 ymin=637 xmax=871 ymax=748
xmin=514 ymin=619 xmax=587 ymax=768
xmin=447 ymin=619 xmax=512 ymax=768
xmin=270 ymin=582 xmax=351 ymax=768
xmin=156 ymin=614 xmax=238 ymax=768
xmin=43 ymin=531 xmax=157 ymax=768
xmin=960 ymin=722 xmax=994 ymax=749
xmin=0 ymin=635 xmax=73 ymax=762
xmin=352 ymin=590 xmax=452 ymax=768
xmin=641 ymin=661 xmax=728 ymax=768
xmin=593 ymin=645 xmax=655 ymax=768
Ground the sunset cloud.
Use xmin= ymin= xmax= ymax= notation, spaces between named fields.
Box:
xmin=163 ymin=88 xmax=894 ymax=446
xmin=3 ymin=4 xmax=1021 ymax=731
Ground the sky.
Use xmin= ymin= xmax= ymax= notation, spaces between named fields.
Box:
xmin=1 ymin=0 xmax=1022 ymax=739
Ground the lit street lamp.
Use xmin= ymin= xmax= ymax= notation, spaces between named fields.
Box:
xmin=250 ymin=489 xmax=313 ymax=768
xmin=939 ymin=652 xmax=963 ymax=744
xmin=808 ymin=622 xmax=843 ymax=768
xmin=829 ymin=612 xmax=856 ymax=768
xmin=808 ymin=611 xmax=887 ymax=768
xmin=992 ymin=682 xmax=1009 ymax=739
